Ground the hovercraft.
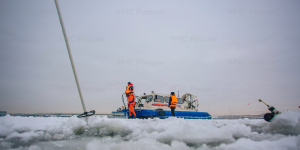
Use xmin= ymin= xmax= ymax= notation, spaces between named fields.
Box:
xmin=111 ymin=91 xmax=211 ymax=119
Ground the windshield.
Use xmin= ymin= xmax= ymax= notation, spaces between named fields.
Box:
xmin=145 ymin=95 xmax=153 ymax=103
xmin=154 ymin=95 xmax=164 ymax=103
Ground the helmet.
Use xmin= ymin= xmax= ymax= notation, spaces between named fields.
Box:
xmin=171 ymin=92 xmax=175 ymax=95
xmin=128 ymin=82 xmax=131 ymax=84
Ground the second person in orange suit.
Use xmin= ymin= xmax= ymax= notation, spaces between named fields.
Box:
xmin=127 ymin=92 xmax=136 ymax=119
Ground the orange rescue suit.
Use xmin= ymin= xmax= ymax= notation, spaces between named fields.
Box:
xmin=127 ymin=93 xmax=136 ymax=117
xmin=169 ymin=95 xmax=177 ymax=107
xmin=126 ymin=84 xmax=134 ymax=97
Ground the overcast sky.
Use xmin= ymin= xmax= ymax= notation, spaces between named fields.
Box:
xmin=0 ymin=0 xmax=299 ymax=116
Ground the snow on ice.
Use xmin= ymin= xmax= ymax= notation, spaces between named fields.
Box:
xmin=0 ymin=111 xmax=299 ymax=150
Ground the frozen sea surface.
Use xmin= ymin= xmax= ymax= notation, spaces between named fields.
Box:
xmin=0 ymin=111 xmax=299 ymax=150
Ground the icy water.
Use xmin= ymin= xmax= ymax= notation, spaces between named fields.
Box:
xmin=0 ymin=111 xmax=300 ymax=150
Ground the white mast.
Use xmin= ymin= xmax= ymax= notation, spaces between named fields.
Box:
xmin=54 ymin=0 xmax=87 ymax=113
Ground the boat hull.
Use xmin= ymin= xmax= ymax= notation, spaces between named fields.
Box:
xmin=111 ymin=108 xmax=211 ymax=119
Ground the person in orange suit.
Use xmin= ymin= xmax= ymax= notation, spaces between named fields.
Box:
xmin=125 ymin=82 xmax=134 ymax=97
xmin=127 ymin=92 xmax=136 ymax=119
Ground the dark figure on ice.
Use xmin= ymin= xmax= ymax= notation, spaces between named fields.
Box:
xmin=169 ymin=92 xmax=177 ymax=117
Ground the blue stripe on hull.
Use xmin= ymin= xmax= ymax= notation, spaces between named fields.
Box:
xmin=112 ymin=109 xmax=211 ymax=119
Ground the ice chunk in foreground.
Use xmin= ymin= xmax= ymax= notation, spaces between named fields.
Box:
xmin=0 ymin=111 xmax=299 ymax=150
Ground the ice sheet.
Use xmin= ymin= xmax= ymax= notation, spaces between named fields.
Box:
xmin=0 ymin=111 xmax=299 ymax=150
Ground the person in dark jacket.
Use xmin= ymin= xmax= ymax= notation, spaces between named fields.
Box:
xmin=168 ymin=92 xmax=177 ymax=117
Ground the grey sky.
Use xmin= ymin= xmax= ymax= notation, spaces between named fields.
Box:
xmin=0 ymin=0 xmax=299 ymax=116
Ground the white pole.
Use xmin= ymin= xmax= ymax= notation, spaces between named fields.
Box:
xmin=54 ymin=0 xmax=87 ymax=113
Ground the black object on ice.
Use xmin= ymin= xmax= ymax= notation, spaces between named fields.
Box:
xmin=78 ymin=110 xmax=95 ymax=118
xmin=258 ymin=99 xmax=280 ymax=122
xmin=264 ymin=113 xmax=275 ymax=122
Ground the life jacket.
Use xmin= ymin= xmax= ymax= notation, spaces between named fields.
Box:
xmin=126 ymin=84 xmax=134 ymax=96
xmin=128 ymin=93 xmax=136 ymax=104
xmin=170 ymin=95 xmax=177 ymax=107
